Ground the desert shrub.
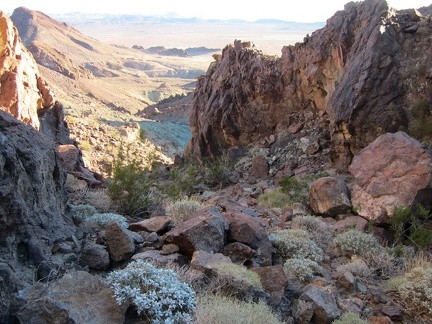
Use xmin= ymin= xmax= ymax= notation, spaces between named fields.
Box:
xmin=397 ymin=266 xmax=432 ymax=318
xmin=85 ymin=212 xmax=128 ymax=229
xmin=391 ymin=205 xmax=432 ymax=249
xmin=213 ymin=263 xmax=262 ymax=290
xmin=68 ymin=204 xmax=97 ymax=223
xmin=333 ymin=229 xmax=385 ymax=256
xmin=165 ymin=198 xmax=203 ymax=225
xmin=108 ymin=149 xmax=156 ymax=217
xmin=411 ymin=99 xmax=430 ymax=119
xmin=258 ymin=190 xmax=292 ymax=208
xmin=291 ymin=215 xmax=325 ymax=232
xmin=336 ymin=258 xmax=372 ymax=280
xmin=278 ymin=175 xmax=309 ymax=204
xmin=107 ymin=260 xmax=196 ymax=323
xmin=283 ymin=258 xmax=323 ymax=282
xmin=194 ymin=294 xmax=283 ymax=324
xmin=269 ymin=229 xmax=323 ymax=262
xmin=139 ymin=128 xmax=147 ymax=141
xmin=79 ymin=140 xmax=91 ymax=151
xmin=161 ymin=153 xmax=234 ymax=199
xmin=332 ymin=312 xmax=368 ymax=324
xmin=291 ymin=215 xmax=332 ymax=248
xmin=162 ymin=164 xmax=201 ymax=198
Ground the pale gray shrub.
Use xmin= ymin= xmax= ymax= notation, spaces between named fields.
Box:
xmin=165 ymin=198 xmax=202 ymax=225
xmin=69 ymin=204 xmax=97 ymax=222
xmin=107 ymin=260 xmax=196 ymax=323
xmin=398 ymin=266 xmax=432 ymax=317
xmin=283 ymin=258 xmax=323 ymax=282
xmin=333 ymin=229 xmax=384 ymax=256
xmin=85 ymin=212 xmax=128 ymax=228
xmin=269 ymin=229 xmax=323 ymax=262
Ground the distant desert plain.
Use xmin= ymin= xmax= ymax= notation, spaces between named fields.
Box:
xmin=55 ymin=13 xmax=324 ymax=55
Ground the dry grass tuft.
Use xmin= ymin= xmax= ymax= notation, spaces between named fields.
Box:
xmin=194 ymin=294 xmax=283 ymax=324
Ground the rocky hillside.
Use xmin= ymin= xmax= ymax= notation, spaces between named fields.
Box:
xmin=9 ymin=6 xmax=207 ymax=116
xmin=186 ymin=0 xmax=432 ymax=171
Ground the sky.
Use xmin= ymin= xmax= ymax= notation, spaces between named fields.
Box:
xmin=2 ymin=0 xmax=432 ymax=22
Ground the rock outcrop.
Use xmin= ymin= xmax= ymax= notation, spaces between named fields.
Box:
xmin=0 ymin=110 xmax=76 ymax=321
xmin=186 ymin=0 xmax=431 ymax=170
xmin=0 ymin=10 xmax=53 ymax=129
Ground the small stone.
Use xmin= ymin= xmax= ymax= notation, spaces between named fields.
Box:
xmin=190 ymin=250 xmax=232 ymax=275
xmin=370 ymin=316 xmax=393 ymax=324
xmin=105 ymin=222 xmax=135 ymax=262
xmin=338 ymin=271 xmax=356 ymax=292
xmin=250 ymin=154 xmax=269 ymax=178
xmin=79 ymin=243 xmax=110 ymax=270
xmin=160 ymin=244 xmax=179 ymax=255
xmin=381 ymin=305 xmax=402 ymax=321
xmin=220 ymin=242 xmax=255 ymax=264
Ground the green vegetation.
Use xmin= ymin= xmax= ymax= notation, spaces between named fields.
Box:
xmin=407 ymin=98 xmax=432 ymax=140
xmin=258 ymin=190 xmax=292 ymax=208
xmin=79 ymin=140 xmax=91 ymax=151
xmin=107 ymin=149 xmax=157 ymax=218
xmin=391 ymin=205 xmax=432 ymax=249
xmin=278 ymin=175 xmax=309 ymax=204
xmin=139 ymin=128 xmax=147 ymax=141
xmin=257 ymin=175 xmax=314 ymax=208
xmin=160 ymin=154 xmax=234 ymax=199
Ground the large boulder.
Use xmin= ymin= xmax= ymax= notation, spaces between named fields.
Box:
xmin=105 ymin=222 xmax=135 ymax=262
xmin=223 ymin=212 xmax=274 ymax=266
xmin=309 ymin=177 xmax=352 ymax=217
xmin=15 ymin=271 xmax=124 ymax=323
xmin=162 ymin=206 xmax=228 ymax=258
xmin=349 ymin=132 xmax=432 ymax=223
xmin=299 ymin=284 xmax=341 ymax=323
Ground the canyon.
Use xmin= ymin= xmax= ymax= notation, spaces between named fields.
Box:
xmin=1 ymin=0 xmax=432 ymax=323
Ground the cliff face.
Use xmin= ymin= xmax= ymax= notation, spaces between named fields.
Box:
xmin=186 ymin=0 xmax=431 ymax=170
xmin=0 ymin=11 xmax=53 ymax=130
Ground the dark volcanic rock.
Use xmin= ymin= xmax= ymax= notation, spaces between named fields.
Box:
xmin=0 ymin=110 xmax=75 ymax=321
xmin=185 ymin=0 xmax=430 ymax=170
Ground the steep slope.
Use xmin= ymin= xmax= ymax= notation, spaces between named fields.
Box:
xmin=9 ymin=7 xmax=208 ymax=116
xmin=186 ymin=0 xmax=431 ymax=170
xmin=0 ymin=10 xmax=53 ymax=129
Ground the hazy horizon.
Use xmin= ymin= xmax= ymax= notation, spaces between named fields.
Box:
xmin=3 ymin=0 xmax=431 ymax=23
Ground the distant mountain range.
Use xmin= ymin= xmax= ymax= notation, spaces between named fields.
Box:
xmin=52 ymin=12 xmax=325 ymax=29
